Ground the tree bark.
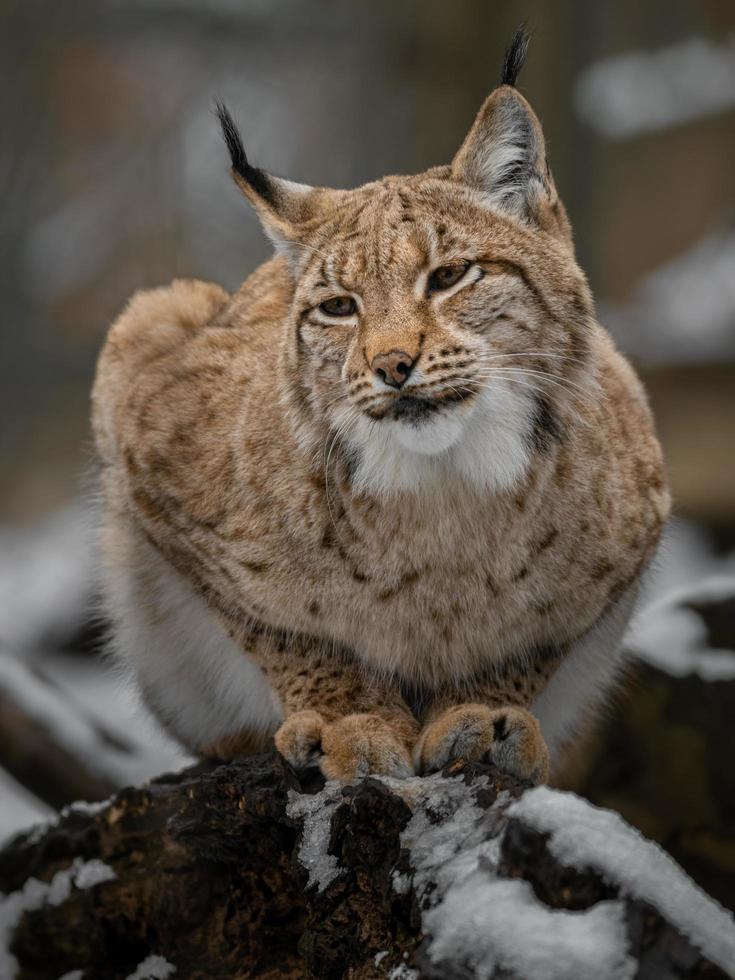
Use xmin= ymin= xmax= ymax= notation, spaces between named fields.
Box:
xmin=0 ymin=751 xmax=730 ymax=980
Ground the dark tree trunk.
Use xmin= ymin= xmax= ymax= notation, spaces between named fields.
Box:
xmin=0 ymin=752 xmax=730 ymax=980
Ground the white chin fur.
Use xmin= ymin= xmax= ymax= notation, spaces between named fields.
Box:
xmin=346 ymin=381 xmax=535 ymax=498
xmin=391 ymin=412 xmax=466 ymax=455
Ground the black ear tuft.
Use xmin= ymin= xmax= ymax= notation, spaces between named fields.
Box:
xmin=214 ymin=101 xmax=275 ymax=205
xmin=501 ymin=26 xmax=530 ymax=87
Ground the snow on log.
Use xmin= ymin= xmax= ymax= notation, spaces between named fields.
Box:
xmin=0 ymin=653 xmax=170 ymax=810
xmin=1 ymin=751 xmax=733 ymax=980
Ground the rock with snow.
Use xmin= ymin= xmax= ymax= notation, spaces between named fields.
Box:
xmin=0 ymin=857 xmax=116 ymax=979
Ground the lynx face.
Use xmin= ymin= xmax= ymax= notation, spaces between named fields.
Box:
xmin=217 ymin=67 xmax=592 ymax=495
xmin=290 ymin=182 xmax=572 ymax=489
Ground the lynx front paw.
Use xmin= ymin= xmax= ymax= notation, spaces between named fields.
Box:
xmin=415 ymin=703 xmax=549 ymax=784
xmin=274 ymin=711 xmax=413 ymax=781
xmin=320 ymin=714 xmax=413 ymax=781
xmin=274 ymin=710 xmax=325 ymax=769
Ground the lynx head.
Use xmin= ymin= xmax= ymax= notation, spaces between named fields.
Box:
xmin=218 ymin=29 xmax=594 ymax=497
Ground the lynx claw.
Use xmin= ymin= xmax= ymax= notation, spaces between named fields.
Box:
xmin=415 ymin=703 xmax=549 ymax=784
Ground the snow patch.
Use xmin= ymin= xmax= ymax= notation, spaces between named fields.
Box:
xmin=387 ymin=966 xmax=418 ymax=980
xmin=287 ymin=783 xmax=345 ymax=891
xmin=125 ymin=954 xmax=177 ymax=979
xmin=389 ymin=768 xmax=735 ymax=977
xmin=629 ymin=574 xmax=735 ymax=680
xmin=390 ymin=774 xmax=635 ymax=979
xmin=0 ymin=768 xmax=53 ymax=845
xmin=424 ymin=875 xmax=635 ymax=980
xmin=510 ymin=787 xmax=735 ymax=974
xmin=40 ymin=795 xmax=113 ymax=837
xmin=0 ymin=858 xmax=116 ymax=979
xmin=391 ymin=870 xmax=411 ymax=896
xmin=0 ymin=651 xmax=188 ymax=796
xmin=14 ymin=796 xmax=116 ymax=851
xmin=61 ymin=798 xmax=112 ymax=819
xmin=391 ymin=773 xmax=506 ymax=904
xmin=73 ymin=860 xmax=117 ymax=890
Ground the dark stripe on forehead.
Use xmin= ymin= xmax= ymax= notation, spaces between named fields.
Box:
xmin=397 ymin=190 xmax=415 ymax=223
xmin=370 ymin=202 xmax=385 ymax=284
xmin=333 ymin=248 xmax=354 ymax=290
xmin=315 ymin=258 xmax=328 ymax=289
xmin=345 ymin=197 xmax=370 ymax=235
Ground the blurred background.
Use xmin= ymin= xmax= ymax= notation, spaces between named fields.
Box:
xmin=1 ymin=0 xmax=733 ymax=908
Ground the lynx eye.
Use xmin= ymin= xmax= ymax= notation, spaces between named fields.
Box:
xmin=428 ymin=261 xmax=471 ymax=294
xmin=319 ymin=296 xmax=357 ymax=317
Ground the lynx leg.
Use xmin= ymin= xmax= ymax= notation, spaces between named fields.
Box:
xmin=106 ymin=525 xmax=416 ymax=778
xmin=265 ymin=644 xmax=418 ymax=780
xmin=415 ymin=586 xmax=640 ymax=785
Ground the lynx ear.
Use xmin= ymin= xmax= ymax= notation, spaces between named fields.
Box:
xmin=216 ymin=102 xmax=318 ymax=260
xmin=451 ymin=29 xmax=556 ymax=224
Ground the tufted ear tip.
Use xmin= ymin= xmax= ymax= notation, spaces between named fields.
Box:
xmin=450 ymin=28 xmax=539 ymax=218
xmin=214 ymin=99 xmax=324 ymax=266
xmin=500 ymin=25 xmax=531 ymax=88
xmin=214 ymin=101 xmax=277 ymax=206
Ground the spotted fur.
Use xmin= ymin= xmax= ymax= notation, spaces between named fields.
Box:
xmin=92 ymin=45 xmax=668 ymax=782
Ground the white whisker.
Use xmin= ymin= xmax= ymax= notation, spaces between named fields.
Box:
xmin=289 ymin=240 xmax=330 ymax=262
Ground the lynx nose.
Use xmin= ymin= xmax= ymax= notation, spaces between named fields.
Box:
xmin=371 ymin=350 xmax=415 ymax=389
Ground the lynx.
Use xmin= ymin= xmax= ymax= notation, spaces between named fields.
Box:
xmin=92 ymin=31 xmax=668 ymax=783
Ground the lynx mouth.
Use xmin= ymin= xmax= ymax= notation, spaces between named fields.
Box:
xmin=385 ymin=390 xmax=474 ymax=424
xmin=389 ymin=396 xmax=440 ymax=423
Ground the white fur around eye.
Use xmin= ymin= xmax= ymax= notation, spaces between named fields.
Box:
xmin=311 ymin=308 xmax=359 ymax=327
xmin=309 ymin=290 xmax=362 ymax=327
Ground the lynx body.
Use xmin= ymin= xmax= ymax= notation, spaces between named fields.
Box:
xmin=93 ymin=34 xmax=668 ymax=782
